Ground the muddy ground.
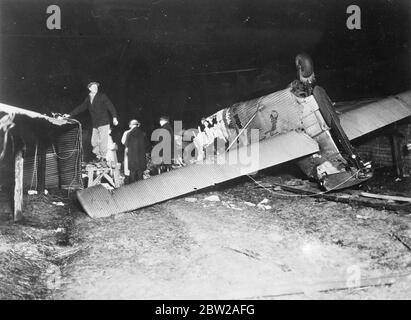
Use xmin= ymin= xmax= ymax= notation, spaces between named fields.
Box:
xmin=1 ymin=169 xmax=411 ymax=300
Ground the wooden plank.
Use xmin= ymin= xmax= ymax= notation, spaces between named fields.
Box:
xmin=391 ymin=135 xmax=404 ymax=178
xmin=37 ymin=142 xmax=46 ymax=191
xmin=14 ymin=150 xmax=24 ymax=222
xmin=102 ymin=173 xmax=115 ymax=187
xmin=243 ymin=272 xmax=411 ymax=299
xmin=87 ymin=168 xmax=94 ymax=188
xmin=92 ymin=173 xmax=104 ymax=186
xmin=360 ymin=192 xmax=411 ymax=203
xmin=85 ymin=165 xmax=115 ymax=187
xmin=113 ymin=163 xmax=121 ymax=187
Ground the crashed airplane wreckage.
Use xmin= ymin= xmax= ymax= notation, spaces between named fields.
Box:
xmin=77 ymin=54 xmax=411 ymax=218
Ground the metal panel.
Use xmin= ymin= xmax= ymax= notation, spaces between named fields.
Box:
xmin=45 ymin=150 xmax=60 ymax=188
xmin=20 ymin=125 xmax=83 ymax=190
xmin=23 ymin=147 xmax=59 ymax=189
xmin=56 ymin=126 xmax=83 ymax=190
xmin=77 ymin=131 xmax=319 ymax=218
xmin=338 ymin=91 xmax=411 ymax=141
xmin=226 ymin=88 xmax=303 ymax=141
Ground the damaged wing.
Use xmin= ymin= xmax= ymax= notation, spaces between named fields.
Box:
xmin=77 ymin=131 xmax=319 ymax=218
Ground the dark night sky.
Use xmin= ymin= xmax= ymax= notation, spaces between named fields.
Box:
xmin=0 ymin=0 xmax=410 ymax=131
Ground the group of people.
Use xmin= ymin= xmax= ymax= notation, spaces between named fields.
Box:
xmin=64 ymin=81 xmax=174 ymax=184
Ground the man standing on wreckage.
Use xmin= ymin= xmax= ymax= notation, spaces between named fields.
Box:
xmin=64 ymin=81 xmax=119 ymax=163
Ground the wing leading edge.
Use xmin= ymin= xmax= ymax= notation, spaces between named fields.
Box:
xmin=77 ymin=131 xmax=319 ymax=218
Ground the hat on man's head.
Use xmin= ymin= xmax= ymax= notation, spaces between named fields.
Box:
xmin=129 ymin=119 xmax=140 ymax=126
xmin=87 ymin=81 xmax=100 ymax=89
xmin=159 ymin=115 xmax=169 ymax=122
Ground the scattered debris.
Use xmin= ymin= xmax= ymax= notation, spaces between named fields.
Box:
xmin=184 ymin=197 xmax=197 ymax=203
xmin=260 ymin=183 xmax=411 ymax=214
xmin=258 ymin=198 xmax=270 ymax=205
xmin=332 ymin=239 xmax=345 ymax=246
xmin=204 ymin=195 xmax=220 ymax=202
xmin=52 ymin=246 xmax=84 ymax=263
xmin=243 ymin=273 xmax=411 ymax=299
xmin=255 ymin=198 xmax=272 ymax=210
xmin=356 ymin=214 xmax=369 ymax=220
xmin=21 ymin=231 xmax=37 ymax=242
xmin=223 ymin=246 xmax=261 ymax=260
xmin=52 ymin=202 xmax=64 ymax=206
xmin=27 ymin=190 xmax=38 ymax=195
xmin=244 ymin=201 xmax=256 ymax=207
xmin=222 ymin=201 xmax=243 ymax=210
xmin=55 ymin=228 xmax=70 ymax=246
xmin=257 ymin=204 xmax=272 ymax=210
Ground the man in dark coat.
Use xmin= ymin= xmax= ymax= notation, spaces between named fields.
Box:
xmin=121 ymin=119 xmax=148 ymax=183
xmin=65 ymin=82 xmax=118 ymax=161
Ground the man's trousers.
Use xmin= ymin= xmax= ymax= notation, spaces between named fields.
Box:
xmin=91 ymin=124 xmax=110 ymax=159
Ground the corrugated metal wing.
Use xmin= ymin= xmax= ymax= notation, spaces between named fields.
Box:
xmin=77 ymin=131 xmax=319 ymax=218
xmin=338 ymin=90 xmax=411 ymax=140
